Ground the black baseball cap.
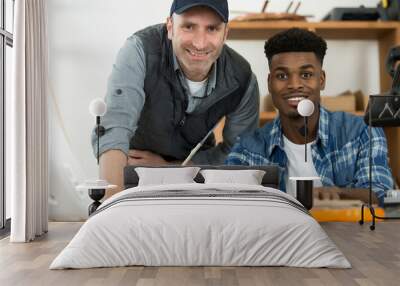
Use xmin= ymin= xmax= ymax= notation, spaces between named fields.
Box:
xmin=170 ymin=0 xmax=229 ymax=23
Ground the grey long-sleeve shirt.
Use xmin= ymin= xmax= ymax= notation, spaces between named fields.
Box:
xmin=92 ymin=35 xmax=260 ymax=164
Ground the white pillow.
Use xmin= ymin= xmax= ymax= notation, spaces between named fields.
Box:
xmin=135 ymin=167 xmax=200 ymax=186
xmin=200 ymin=169 xmax=266 ymax=185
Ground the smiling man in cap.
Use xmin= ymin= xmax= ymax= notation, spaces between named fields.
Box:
xmin=92 ymin=0 xmax=260 ymax=197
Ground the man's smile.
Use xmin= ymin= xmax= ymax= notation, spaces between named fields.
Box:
xmin=285 ymin=95 xmax=309 ymax=108
xmin=186 ymin=48 xmax=211 ymax=60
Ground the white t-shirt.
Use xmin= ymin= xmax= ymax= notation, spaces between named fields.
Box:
xmin=283 ymin=135 xmax=322 ymax=198
xmin=186 ymin=77 xmax=208 ymax=97
xmin=185 ymin=77 xmax=208 ymax=113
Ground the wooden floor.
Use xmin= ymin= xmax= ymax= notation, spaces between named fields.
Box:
xmin=0 ymin=222 xmax=399 ymax=286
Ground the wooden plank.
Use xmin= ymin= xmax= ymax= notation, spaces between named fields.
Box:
xmin=259 ymin=111 xmax=364 ymax=124
xmin=1 ymin=222 xmax=400 ymax=285
xmin=228 ymin=21 xmax=400 ymax=40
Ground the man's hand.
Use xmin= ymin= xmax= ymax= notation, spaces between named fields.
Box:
xmin=313 ymin=187 xmax=341 ymax=200
xmin=128 ymin=149 xmax=167 ymax=166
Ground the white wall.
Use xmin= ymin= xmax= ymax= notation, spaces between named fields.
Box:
xmin=47 ymin=0 xmax=381 ymax=220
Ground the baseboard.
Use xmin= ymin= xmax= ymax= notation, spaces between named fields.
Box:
xmin=0 ymin=218 xmax=11 ymax=239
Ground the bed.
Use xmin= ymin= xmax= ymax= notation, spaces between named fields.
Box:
xmin=50 ymin=165 xmax=350 ymax=269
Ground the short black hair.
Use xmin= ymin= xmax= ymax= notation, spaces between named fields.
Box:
xmin=264 ymin=28 xmax=327 ymax=66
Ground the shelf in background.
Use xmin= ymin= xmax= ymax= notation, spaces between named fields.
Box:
xmin=227 ymin=21 xmax=400 ymax=40
xmin=259 ymin=110 xmax=365 ymax=124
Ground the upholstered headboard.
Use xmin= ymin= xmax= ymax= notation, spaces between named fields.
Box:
xmin=124 ymin=165 xmax=280 ymax=189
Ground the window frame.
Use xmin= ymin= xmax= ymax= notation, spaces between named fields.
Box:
xmin=0 ymin=0 xmax=14 ymax=233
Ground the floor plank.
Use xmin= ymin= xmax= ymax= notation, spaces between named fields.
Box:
xmin=0 ymin=222 xmax=399 ymax=286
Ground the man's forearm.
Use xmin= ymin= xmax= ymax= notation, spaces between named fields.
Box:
xmin=313 ymin=187 xmax=379 ymax=204
xmin=99 ymin=149 xmax=127 ymax=199
xmin=339 ymin=188 xmax=379 ymax=204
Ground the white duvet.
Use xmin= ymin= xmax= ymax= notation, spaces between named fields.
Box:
xmin=50 ymin=183 xmax=351 ymax=269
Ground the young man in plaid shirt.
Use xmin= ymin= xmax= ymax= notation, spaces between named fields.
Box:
xmin=226 ymin=28 xmax=393 ymax=206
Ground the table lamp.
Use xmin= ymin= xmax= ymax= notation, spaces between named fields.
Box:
xmin=77 ymin=98 xmax=116 ymax=215
xmin=289 ymin=99 xmax=319 ymax=210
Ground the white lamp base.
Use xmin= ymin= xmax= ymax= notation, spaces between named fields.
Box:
xmin=289 ymin=176 xmax=320 ymax=181
xmin=76 ymin=179 xmax=117 ymax=191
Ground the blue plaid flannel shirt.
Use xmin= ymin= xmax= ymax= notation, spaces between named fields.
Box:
xmin=226 ymin=107 xmax=394 ymax=206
